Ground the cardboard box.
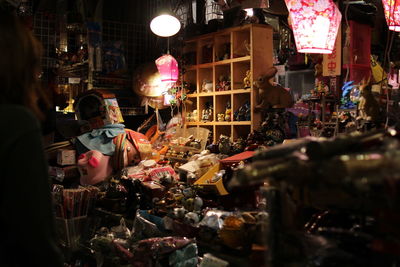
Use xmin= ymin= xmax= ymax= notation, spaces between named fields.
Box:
xmin=57 ymin=149 xmax=76 ymax=166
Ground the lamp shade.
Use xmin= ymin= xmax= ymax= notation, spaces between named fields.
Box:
xmin=150 ymin=14 xmax=181 ymax=37
xmin=155 ymin=54 xmax=179 ymax=88
xmin=382 ymin=0 xmax=400 ymax=31
xmin=284 ymin=0 xmax=342 ymax=54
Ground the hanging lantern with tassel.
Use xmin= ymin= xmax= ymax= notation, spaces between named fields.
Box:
xmin=285 ymin=0 xmax=342 ymax=54
xmin=155 ymin=54 xmax=179 ymax=89
xmin=382 ymin=0 xmax=400 ymax=31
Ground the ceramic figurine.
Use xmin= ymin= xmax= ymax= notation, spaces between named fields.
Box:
xmin=243 ymin=70 xmax=251 ymax=89
xmin=225 ymin=101 xmax=232 ymax=121
xmin=217 ymin=113 xmax=225 ymax=122
xmin=202 ymin=102 xmax=213 ymax=121
xmin=218 ymin=135 xmax=231 ymax=155
xmin=186 ymin=112 xmax=192 ymax=122
xmin=192 ymin=109 xmax=198 ymax=121
xmin=202 ymin=80 xmax=213 ymax=92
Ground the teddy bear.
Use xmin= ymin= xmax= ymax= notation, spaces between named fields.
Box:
xmin=254 ymin=66 xmax=294 ymax=110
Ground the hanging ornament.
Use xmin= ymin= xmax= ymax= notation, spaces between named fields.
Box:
xmin=284 ymin=0 xmax=342 ymax=54
xmin=155 ymin=54 xmax=179 ymax=89
xmin=382 ymin=0 xmax=400 ymax=31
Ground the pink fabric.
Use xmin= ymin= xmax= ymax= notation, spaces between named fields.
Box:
xmin=78 ymin=150 xmax=113 ymax=185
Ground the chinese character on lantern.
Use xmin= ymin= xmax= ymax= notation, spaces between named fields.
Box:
xmin=285 ymin=0 xmax=342 ymax=54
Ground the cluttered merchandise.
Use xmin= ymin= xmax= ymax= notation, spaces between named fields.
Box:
xmin=47 ymin=88 xmax=400 ymax=267
xmin=22 ymin=0 xmax=400 ymax=266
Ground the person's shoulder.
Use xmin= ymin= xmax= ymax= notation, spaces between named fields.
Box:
xmin=0 ymin=104 xmax=40 ymax=132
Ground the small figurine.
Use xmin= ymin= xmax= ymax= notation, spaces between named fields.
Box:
xmin=234 ymin=101 xmax=250 ymax=121
xmin=225 ymin=101 xmax=232 ymax=121
xmin=186 ymin=112 xmax=193 ymax=122
xmin=192 ymin=110 xmax=198 ymax=121
xmin=218 ymin=135 xmax=232 ymax=155
xmin=202 ymin=102 xmax=213 ymax=121
xmin=216 ymin=75 xmax=231 ymax=91
xmin=243 ymin=70 xmax=251 ymax=89
xmin=202 ymin=80 xmax=213 ymax=92
xmin=217 ymin=113 xmax=225 ymax=121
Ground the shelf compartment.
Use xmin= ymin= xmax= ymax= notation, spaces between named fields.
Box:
xmin=215 ymin=64 xmax=231 ymax=92
xmin=232 ymin=61 xmax=251 ymax=90
xmin=232 ymin=29 xmax=250 ymax=58
xmin=198 ymin=67 xmax=213 ymax=93
xmin=215 ymin=94 xmax=232 ymax=122
xmin=199 ymin=38 xmax=214 ymax=64
xmin=183 ymin=69 xmax=197 ymax=94
xmin=183 ymin=41 xmax=197 ymax=66
xmin=215 ymin=125 xmax=231 ymax=140
xmin=233 ymin=125 xmax=251 ymax=140
xmin=184 ymin=97 xmax=198 ymax=122
xmin=215 ymin=33 xmax=231 ymax=62
xmin=233 ymin=93 xmax=251 ymax=122
xmin=199 ymin=96 xmax=214 ymax=122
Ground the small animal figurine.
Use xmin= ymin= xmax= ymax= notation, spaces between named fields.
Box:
xmin=357 ymin=77 xmax=380 ymax=123
xmin=218 ymin=135 xmax=232 ymax=155
xmin=243 ymin=70 xmax=251 ymax=89
xmin=217 ymin=113 xmax=225 ymax=122
xmin=192 ymin=110 xmax=198 ymax=121
xmin=254 ymin=66 xmax=293 ymax=109
xmin=225 ymin=101 xmax=232 ymax=121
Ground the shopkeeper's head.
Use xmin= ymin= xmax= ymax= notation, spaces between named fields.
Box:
xmin=0 ymin=5 xmax=43 ymax=117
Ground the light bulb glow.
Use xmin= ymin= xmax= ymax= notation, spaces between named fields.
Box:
xmin=150 ymin=14 xmax=181 ymax=37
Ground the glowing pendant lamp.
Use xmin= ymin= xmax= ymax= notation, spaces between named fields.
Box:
xmin=382 ymin=0 xmax=400 ymax=31
xmin=284 ymin=0 xmax=342 ymax=54
xmin=150 ymin=14 xmax=181 ymax=37
xmin=155 ymin=54 xmax=179 ymax=89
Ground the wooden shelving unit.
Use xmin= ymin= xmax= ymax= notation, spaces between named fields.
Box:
xmin=182 ymin=24 xmax=273 ymax=142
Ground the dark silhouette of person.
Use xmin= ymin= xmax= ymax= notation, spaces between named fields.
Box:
xmin=0 ymin=4 xmax=63 ymax=266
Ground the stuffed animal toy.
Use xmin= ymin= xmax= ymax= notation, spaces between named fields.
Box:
xmin=357 ymin=78 xmax=380 ymax=123
xmin=254 ymin=66 xmax=293 ymax=109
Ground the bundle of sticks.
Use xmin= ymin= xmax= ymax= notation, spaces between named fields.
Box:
xmin=53 ymin=185 xmax=100 ymax=219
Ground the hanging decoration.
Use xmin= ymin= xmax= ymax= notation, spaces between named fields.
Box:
xmin=382 ymin=0 xmax=400 ymax=31
xmin=284 ymin=0 xmax=342 ymax=54
xmin=155 ymin=54 xmax=179 ymax=88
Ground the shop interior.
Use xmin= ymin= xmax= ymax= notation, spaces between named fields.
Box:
xmin=6 ymin=0 xmax=400 ymax=266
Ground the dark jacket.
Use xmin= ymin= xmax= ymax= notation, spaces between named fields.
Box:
xmin=0 ymin=105 xmax=63 ymax=266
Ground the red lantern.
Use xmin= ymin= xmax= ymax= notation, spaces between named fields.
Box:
xmin=382 ymin=0 xmax=400 ymax=31
xmin=155 ymin=54 xmax=179 ymax=88
xmin=285 ymin=0 xmax=342 ymax=54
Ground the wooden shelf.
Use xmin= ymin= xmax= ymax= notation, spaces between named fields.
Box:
xmin=214 ymin=90 xmax=233 ymax=95
xmin=185 ymin=121 xmax=251 ymax=126
xmin=232 ymin=89 xmax=251 ymax=94
xmin=182 ymin=24 xmax=273 ymax=142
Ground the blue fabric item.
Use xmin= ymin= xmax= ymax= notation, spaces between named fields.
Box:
xmin=76 ymin=124 xmax=125 ymax=156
